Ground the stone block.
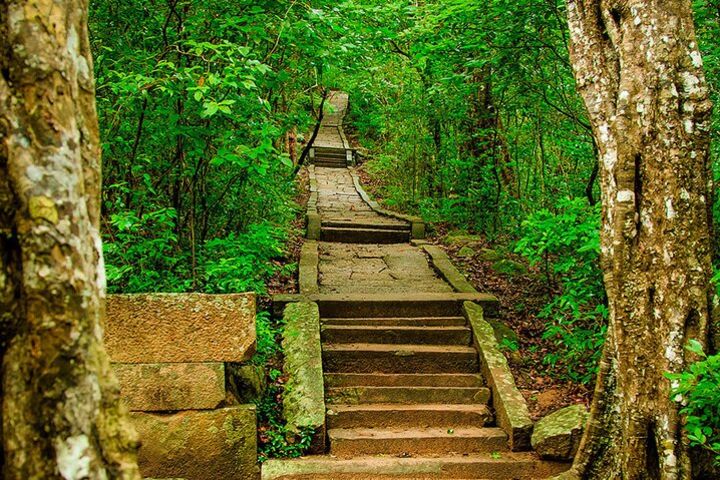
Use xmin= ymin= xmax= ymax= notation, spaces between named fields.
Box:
xmin=464 ymin=301 xmax=534 ymax=451
xmin=306 ymin=212 xmax=321 ymax=240
xmin=105 ymin=293 xmax=255 ymax=363
xmin=114 ymin=362 xmax=225 ymax=411
xmin=282 ymin=302 xmax=325 ymax=453
xmin=133 ymin=406 xmax=258 ymax=480
xmin=531 ymin=404 xmax=588 ymax=461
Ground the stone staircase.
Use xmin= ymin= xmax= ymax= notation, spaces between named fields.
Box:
xmin=263 ymin=298 xmax=567 ymax=479
xmin=314 ymin=146 xmax=348 ymax=168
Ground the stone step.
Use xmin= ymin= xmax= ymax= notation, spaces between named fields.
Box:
xmin=315 ymin=146 xmax=346 ymax=154
xmin=320 ymin=226 xmax=410 ymax=244
xmin=326 ymin=385 xmax=490 ymax=405
xmin=322 ymin=343 xmax=479 ymax=374
xmin=261 ymin=454 xmax=570 ymax=480
xmin=328 ymin=427 xmax=509 ymax=457
xmin=323 ymin=316 xmax=468 ymax=327
xmin=327 ymin=404 xmax=493 ymax=429
xmin=324 ymin=373 xmax=484 ymax=388
xmin=322 ymin=220 xmax=410 ymax=231
xmin=321 ymin=325 xmax=472 ymax=345
xmin=316 ymin=295 xmax=484 ymax=318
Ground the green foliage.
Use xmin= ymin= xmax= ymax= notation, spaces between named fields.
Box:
xmin=253 ymin=311 xmax=282 ymax=367
xmin=667 ymin=340 xmax=720 ymax=464
xmin=257 ymin=375 xmax=315 ymax=462
xmin=515 ymin=198 xmax=606 ymax=384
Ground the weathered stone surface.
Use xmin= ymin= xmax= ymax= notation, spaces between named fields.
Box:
xmin=114 ymin=362 xmax=225 ymax=411
xmin=320 ymin=243 xmax=453 ymax=294
xmin=464 ymin=301 xmax=534 ymax=451
xmin=531 ymin=404 xmax=588 ymax=461
xmin=299 ymin=241 xmax=320 ymax=294
xmin=423 ymin=245 xmax=480 ymax=295
xmin=227 ymin=363 xmax=267 ymax=403
xmin=132 ymin=406 xmax=258 ymax=480
xmin=282 ymin=302 xmax=325 ymax=452
xmin=105 ymin=293 xmax=256 ymax=363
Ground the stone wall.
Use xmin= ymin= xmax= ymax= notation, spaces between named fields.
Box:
xmin=105 ymin=293 xmax=259 ymax=480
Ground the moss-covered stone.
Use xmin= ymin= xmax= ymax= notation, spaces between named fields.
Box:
xmin=282 ymin=302 xmax=325 ymax=452
xmin=227 ymin=363 xmax=267 ymax=403
xmin=132 ymin=406 xmax=258 ymax=480
xmin=457 ymin=246 xmax=476 ymax=257
xmin=464 ymin=301 xmax=533 ymax=451
xmin=479 ymin=248 xmax=504 ymax=262
xmin=444 ymin=232 xmax=482 ymax=246
xmin=531 ymin=404 xmax=588 ymax=461
xmin=492 ymin=259 xmax=528 ymax=276
xmin=487 ymin=319 xmax=519 ymax=346
xmin=114 ymin=362 xmax=225 ymax=411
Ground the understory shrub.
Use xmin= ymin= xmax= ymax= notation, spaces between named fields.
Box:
xmin=105 ymin=211 xmax=296 ymax=294
xmin=515 ymin=197 xmax=606 ymax=384
xmin=667 ymin=340 xmax=720 ymax=465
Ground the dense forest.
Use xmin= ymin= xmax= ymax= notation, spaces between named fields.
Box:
xmin=1 ymin=0 xmax=720 ymax=478
xmin=84 ymin=0 xmax=720 ymax=468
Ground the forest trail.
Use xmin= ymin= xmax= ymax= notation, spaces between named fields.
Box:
xmin=263 ymin=95 xmax=569 ymax=479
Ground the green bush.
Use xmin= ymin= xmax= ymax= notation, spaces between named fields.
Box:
xmin=667 ymin=340 xmax=720 ymax=464
xmin=515 ymin=197 xmax=606 ymax=384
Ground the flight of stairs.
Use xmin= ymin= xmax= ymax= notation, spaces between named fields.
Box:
xmin=262 ymin=299 xmax=567 ymax=479
xmin=314 ymin=146 xmax=348 ymax=168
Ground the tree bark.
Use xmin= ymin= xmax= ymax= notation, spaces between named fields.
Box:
xmin=563 ymin=0 xmax=714 ymax=479
xmin=0 ymin=1 xmax=141 ymax=478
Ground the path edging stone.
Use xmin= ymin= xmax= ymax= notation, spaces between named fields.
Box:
xmin=348 ymin=170 xmax=425 ymax=239
xmin=306 ymin=165 xmax=321 ymax=240
xmin=464 ymin=301 xmax=534 ymax=451
xmin=299 ymin=241 xmax=319 ymax=294
xmin=423 ymin=244 xmax=483 ymax=295
xmin=282 ymin=302 xmax=326 ymax=453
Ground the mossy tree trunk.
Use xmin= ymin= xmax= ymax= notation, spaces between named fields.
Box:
xmin=563 ymin=0 xmax=714 ymax=478
xmin=0 ymin=1 xmax=140 ymax=478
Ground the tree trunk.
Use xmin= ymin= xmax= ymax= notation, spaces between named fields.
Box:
xmin=563 ymin=1 xmax=714 ymax=478
xmin=0 ymin=1 xmax=141 ymax=478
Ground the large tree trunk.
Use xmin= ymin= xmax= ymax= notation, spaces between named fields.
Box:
xmin=0 ymin=1 xmax=141 ymax=478
xmin=563 ymin=1 xmax=714 ymax=479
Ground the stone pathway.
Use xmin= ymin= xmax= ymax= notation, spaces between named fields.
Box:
xmin=263 ymin=92 xmax=569 ymax=479
xmin=315 ymin=167 xmax=407 ymax=227
xmin=313 ymin=91 xmax=349 ymax=163
xmin=318 ymin=243 xmax=453 ymax=294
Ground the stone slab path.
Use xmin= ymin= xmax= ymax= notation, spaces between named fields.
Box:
xmin=315 ymin=167 xmax=407 ymax=227
xmin=263 ymin=92 xmax=568 ymax=480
